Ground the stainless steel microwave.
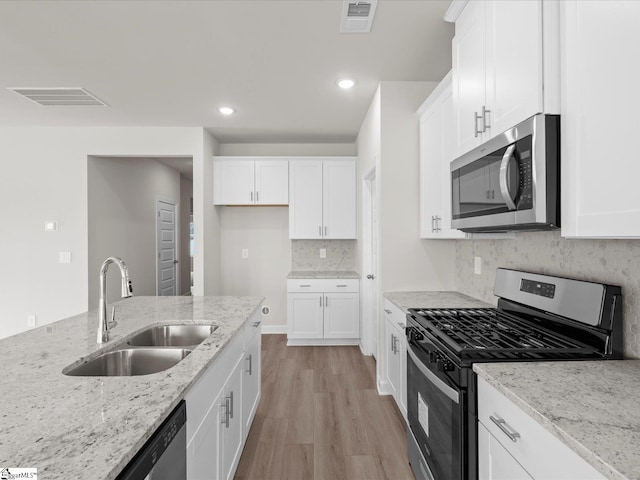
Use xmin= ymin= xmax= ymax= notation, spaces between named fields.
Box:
xmin=450 ymin=113 xmax=560 ymax=233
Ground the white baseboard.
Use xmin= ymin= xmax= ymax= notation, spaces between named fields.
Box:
xmin=261 ymin=325 xmax=287 ymax=334
xmin=286 ymin=338 xmax=360 ymax=346
xmin=377 ymin=377 xmax=392 ymax=396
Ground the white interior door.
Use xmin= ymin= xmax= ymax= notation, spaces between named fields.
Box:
xmin=157 ymin=198 xmax=177 ymax=296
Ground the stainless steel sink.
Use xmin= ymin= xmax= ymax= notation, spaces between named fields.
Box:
xmin=65 ymin=348 xmax=192 ymax=377
xmin=126 ymin=325 xmax=218 ymax=347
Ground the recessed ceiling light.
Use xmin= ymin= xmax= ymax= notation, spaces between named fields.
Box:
xmin=337 ymin=78 xmax=357 ymax=90
xmin=219 ymin=106 xmax=235 ymax=115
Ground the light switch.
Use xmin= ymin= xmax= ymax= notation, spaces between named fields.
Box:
xmin=319 ymin=248 xmax=327 ymax=259
xmin=59 ymin=251 xmax=72 ymax=264
xmin=242 ymin=249 xmax=249 ymax=259
xmin=27 ymin=315 xmax=37 ymax=328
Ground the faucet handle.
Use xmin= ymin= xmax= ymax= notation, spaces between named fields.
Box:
xmin=109 ymin=306 xmax=118 ymax=329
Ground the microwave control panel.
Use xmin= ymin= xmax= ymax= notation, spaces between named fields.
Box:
xmin=516 ymin=136 xmax=533 ymax=210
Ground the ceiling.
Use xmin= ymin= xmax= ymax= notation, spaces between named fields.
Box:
xmin=0 ymin=0 xmax=454 ymax=143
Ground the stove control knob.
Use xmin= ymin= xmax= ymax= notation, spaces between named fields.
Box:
xmin=436 ymin=357 xmax=454 ymax=372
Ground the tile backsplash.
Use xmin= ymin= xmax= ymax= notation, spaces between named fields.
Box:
xmin=291 ymin=240 xmax=356 ymax=272
xmin=455 ymin=231 xmax=640 ymax=359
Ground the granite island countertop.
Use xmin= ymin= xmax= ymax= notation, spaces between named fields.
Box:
xmin=384 ymin=290 xmax=494 ymax=313
xmin=0 ymin=295 xmax=263 ymax=480
xmin=287 ymin=270 xmax=360 ymax=279
xmin=474 ymin=361 xmax=640 ymax=480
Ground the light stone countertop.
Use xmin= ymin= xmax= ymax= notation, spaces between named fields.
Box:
xmin=474 ymin=361 xmax=640 ymax=480
xmin=287 ymin=270 xmax=360 ymax=279
xmin=384 ymin=290 xmax=494 ymax=313
xmin=0 ymin=295 xmax=263 ymax=480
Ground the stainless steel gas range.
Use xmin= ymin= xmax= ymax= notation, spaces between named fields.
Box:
xmin=405 ymin=268 xmax=623 ymax=480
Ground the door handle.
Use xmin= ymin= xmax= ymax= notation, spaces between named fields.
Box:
xmin=499 ymin=144 xmax=518 ymax=211
xmin=366 ymin=274 xmax=375 ymax=280
xmin=490 ymin=416 xmax=521 ymax=442
xmin=173 ymin=260 xmax=179 ymax=264
xmin=482 ymin=105 xmax=491 ymax=132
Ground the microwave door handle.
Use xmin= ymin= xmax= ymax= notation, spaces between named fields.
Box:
xmin=499 ymin=144 xmax=517 ymax=211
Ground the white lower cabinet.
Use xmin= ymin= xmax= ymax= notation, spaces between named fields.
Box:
xmin=287 ymin=279 xmax=359 ymax=345
xmin=477 ymin=377 xmax=605 ymax=480
xmin=185 ymin=309 xmax=262 ymax=480
xmin=383 ymin=299 xmax=407 ymax=421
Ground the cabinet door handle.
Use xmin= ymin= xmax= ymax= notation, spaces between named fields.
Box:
xmin=253 ymin=320 xmax=262 ymax=327
xmin=384 ymin=309 xmax=392 ymax=315
xmin=474 ymin=111 xmax=483 ymax=138
xmin=319 ymin=225 xmax=322 ymax=237
xmin=490 ymin=415 xmax=520 ymax=442
xmin=221 ymin=399 xmax=230 ymax=428
xmin=246 ymin=354 xmax=253 ymax=375
xmin=320 ymin=295 xmax=322 ymax=307
xmin=482 ymin=105 xmax=491 ymax=132
xmin=397 ymin=322 xmax=406 ymax=329
xmin=256 ymin=191 xmax=259 ymax=202
xmin=228 ymin=391 xmax=234 ymax=419
xmin=390 ymin=333 xmax=394 ymax=352
xmin=325 ymin=295 xmax=328 ymax=307
xmin=251 ymin=191 xmax=254 ymax=202
xmin=324 ymin=226 xmax=327 ymax=236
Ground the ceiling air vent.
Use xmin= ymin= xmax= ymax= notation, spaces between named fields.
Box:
xmin=340 ymin=0 xmax=378 ymax=33
xmin=7 ymin=87 xmax=108 ymax=106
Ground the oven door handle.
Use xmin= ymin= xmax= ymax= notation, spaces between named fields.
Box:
xmin=407 ymin=346 xmax=460 ymax=404
xmin=499 ymin=143 xmax=517 ymax=211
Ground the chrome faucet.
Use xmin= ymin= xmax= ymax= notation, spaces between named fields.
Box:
xmin=97 ymin=256 xmax=133 ymax=344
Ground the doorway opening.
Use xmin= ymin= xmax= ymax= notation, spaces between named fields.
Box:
xmin=362 ymin=164 xmax=379 ymax=358
xmin=87 ymin=155 xmax=193 ymax=307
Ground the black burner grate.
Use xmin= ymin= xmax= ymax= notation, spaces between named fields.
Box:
xmin=409 ymin=308 xmax=599 ymax=360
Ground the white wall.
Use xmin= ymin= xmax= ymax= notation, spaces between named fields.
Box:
xmin=220 ymin=207 xmax=290 ymax=328
xmin=379 ymin=82 xmax=456 ymax=292
xmin=179 ymin=175 xmax=193 ymax=295
xmin=0 ymin=126 xmax=210 ymax=339
xmin=88 ymin=156 xmax=181 ymax=308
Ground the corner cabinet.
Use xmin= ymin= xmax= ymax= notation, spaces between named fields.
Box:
xmin=449 ymin=0 xmax=559 ymax=157
xmin=185 ymin=308 xmax=262 ymax=480
xmin=477 ymin=377 xmax=605 ymax=480
xmin=287 ymin=279 xmax=359 ymax=345
xmin=213 ymin=157 xmax=289 ymax=205
xmin=383 ymin=299 xmax=407 ymax=421
xmin=289 ymin=158 xmax=357 ymax=239
xmin=560 ymin=0 xmax=640 ymax=237
xmin=417 ymin=72 xmax=466 ymax=239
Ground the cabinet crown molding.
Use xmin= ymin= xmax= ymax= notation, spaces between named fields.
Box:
xmin=444 ymin=0 xmax=469 ymax=23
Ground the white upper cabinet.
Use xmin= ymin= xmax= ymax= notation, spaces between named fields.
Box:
xmin=289 ymin=157 xmax=357 ymax=239
xmin=213 ymin=157 xmax=288 ymax=205
xmin=449 ymin=0 xmax=558 ymax=157
xmin=560 ymin=0 xmax=640 ymax=237
xmin=418 ymin=72 xmax=466 ymax=239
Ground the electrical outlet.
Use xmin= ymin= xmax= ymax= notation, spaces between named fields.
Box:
xmin=59 ymin=251 xmax=71 ymax=264
xmin=319 ymin=248 xmax=327 ymax=259
xmin=44 ymin=221 xmax=58 ymax=232
xmin=27 ymin=315 xmax=37 ymax=328
xmin=242 ymin=249 xmax=249 ymax=259
xmin=474 ymin=256 xmax=482 ymax=275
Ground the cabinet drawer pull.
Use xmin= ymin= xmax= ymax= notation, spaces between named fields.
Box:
xmin=300 ymin=284 xmax=311 ymax=287
xmin=397 ymin=322 xmax=406 ymax=329
xmin=384 ymin=309 xmax=392 ymax=315
xmin=336 ymin=284 xmax=347 ymax=287
xmin=490 ymin=415 xmax=520 ymax=442
xmin=253 ymin=320 xmax=262 ymax=327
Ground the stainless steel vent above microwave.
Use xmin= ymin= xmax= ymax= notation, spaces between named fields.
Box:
xmin=451 ymin=114 xmax=560 ymax=233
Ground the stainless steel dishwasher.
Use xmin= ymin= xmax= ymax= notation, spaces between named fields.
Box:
xmin=117 ymin=401 xmax=187 ymax=480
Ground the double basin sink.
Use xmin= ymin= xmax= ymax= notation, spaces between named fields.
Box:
xmin=65 ymin=324 xmax=218 ymax=377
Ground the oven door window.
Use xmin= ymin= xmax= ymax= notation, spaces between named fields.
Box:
xmin=452 ymin=138 xmax=530 ymax=220
xmin=408 ymin=345 xmax=464 ymax=480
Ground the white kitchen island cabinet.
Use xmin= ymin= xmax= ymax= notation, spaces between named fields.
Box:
xmin=477 ymin=377 xmax=605 ymax=480
xmin=449 ymin=0 xmax=559 ymax=157
xmin=213 ymin=157 xmax=288 ymax=205
xmin=560 ymin=0 xmax=640 ymax=237
xmin=287 ymin=279 xmax=359 ymax=345
xmin=185 ymin=308 xmax=262 ymax=480
xmin=289 ymin=157 xmax=356 ymax=239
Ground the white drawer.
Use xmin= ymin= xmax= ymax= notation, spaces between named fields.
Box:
xmin=477 ymin=376 xmax=605 ymax=480
xmin=287 ymin=278 xmax=359 ymax=293
xmin=383 ymin=299 xmax=408 ymax=333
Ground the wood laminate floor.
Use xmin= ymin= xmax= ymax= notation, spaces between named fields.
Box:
xmin=234 ymin=335 xmax=416 ymax=480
